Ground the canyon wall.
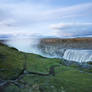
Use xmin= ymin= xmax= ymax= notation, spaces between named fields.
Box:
xmin=38 ymin=37 xmax=92 ymax=62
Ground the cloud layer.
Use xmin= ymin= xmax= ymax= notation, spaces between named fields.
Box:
xmin=51 ymin=23 xmax=92 ymax=37
xmin=0 ymin=0 xmax=92 ymax=38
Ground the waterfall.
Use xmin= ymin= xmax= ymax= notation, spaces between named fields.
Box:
xmin=38 ymin=38 xmax=92 ymax=63
xmin=3 ymin=37 xmax=92 ymax=63
xmin=38 ymin=44 xmax=66 ymax=58
xmin=39 ymin=43 xmax=92 ymax=62
xmin=63 ymin=49 xmax=92 ymax=63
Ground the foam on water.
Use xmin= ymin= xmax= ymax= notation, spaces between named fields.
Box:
xmin=63 ymin=49 xmax=92 ymax=62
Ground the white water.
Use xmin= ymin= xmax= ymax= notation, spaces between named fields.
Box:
xmin=39 ymin=43 xmax=92 ymax=62
xmin=63 ymin=49 xmax=92 ymax=63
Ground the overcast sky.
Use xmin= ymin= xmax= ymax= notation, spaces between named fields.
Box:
xmin=0 ymin=0 xmax=92 ymax=38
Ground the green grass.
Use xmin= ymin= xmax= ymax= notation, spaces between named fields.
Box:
xmin=0 ymin=43 xmax=92 ymax=92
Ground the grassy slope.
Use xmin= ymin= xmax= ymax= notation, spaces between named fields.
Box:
xmin=0 ymin=43 xmax=92 ymax=92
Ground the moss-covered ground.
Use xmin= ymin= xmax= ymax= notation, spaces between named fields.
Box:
xmin=0 ymin=43 xmax=92 ymax=92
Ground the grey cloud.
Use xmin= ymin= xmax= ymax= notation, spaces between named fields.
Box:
xmin=0 ymin=1 xmax=92 ymax=36
xmin=51 ymin=23 xmax=92 ymax=37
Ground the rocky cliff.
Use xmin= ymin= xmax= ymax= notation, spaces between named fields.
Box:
xmin=38 ymin=37 xmax=92 ymax=62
